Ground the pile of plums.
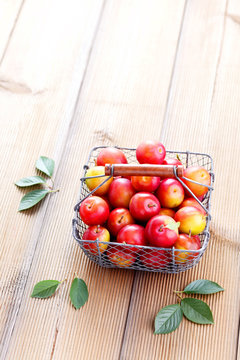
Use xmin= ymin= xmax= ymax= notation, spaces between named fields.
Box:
xmin=79 ymin=141 xmax=211 ymax=269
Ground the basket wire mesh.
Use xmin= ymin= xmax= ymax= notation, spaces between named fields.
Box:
xmin=72 ymin=146 xmax=214 ymax=273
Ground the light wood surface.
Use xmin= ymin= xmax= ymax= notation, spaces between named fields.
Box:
xmin=0 ymin=0 xmax=239 ymax=359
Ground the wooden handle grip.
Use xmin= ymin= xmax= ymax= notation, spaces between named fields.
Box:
xmin=105 ymin=164 xmax=184 ymax=177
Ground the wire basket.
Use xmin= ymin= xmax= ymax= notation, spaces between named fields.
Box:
xmin=72 ymin=146 xmax=214 ymax=273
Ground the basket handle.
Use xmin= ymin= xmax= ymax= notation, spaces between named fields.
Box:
xmin=105 ymin=164 xmax=184 ymax=178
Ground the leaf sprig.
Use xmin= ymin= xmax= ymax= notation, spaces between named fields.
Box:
xmin=155 ymin=279 xmax=224 ymax=334
xmin=15 ymin=156 xmax=59 ymax=211
xmin=31 ymin=276 xmax=89 ymax=310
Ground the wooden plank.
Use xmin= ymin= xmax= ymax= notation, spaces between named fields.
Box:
xmin=224 ymin=0 xmax=240 ymax=358
xmin=0 ymin=0 xmax=105 ymax=357
xmin=0 ymin=0 xmax=24 ymax=62
xmin=120 ymin=0 xmax=240 ymax=359
xmin=3 ymin=0 xmax=186 ymax=359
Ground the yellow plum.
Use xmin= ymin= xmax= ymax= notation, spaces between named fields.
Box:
xmin=174 ymin=206 xmax=206 ymax=235
xmin=85 ymin=166 xmax=113 ymax=196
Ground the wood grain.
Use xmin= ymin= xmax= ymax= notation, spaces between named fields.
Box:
xmin=1 ymin=0 xmax=186 ymax=359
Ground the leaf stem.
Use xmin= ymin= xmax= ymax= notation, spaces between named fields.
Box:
xmin=49 ymin=189 xmax=60 ymax=193
xmin=173 ymin=290 xmax=183 ymax=300
xmin=55 ymin=278 xmax=67 ymax=294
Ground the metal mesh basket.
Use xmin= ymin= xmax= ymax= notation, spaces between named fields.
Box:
xmin=72 ymin=146 xmax=214 ymax=273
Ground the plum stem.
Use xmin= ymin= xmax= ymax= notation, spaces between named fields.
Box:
xmin=148 ymin=203 xmax=156 ymax=208
xmin=158 ymin=224 xmax=164 ymax=232
xmin=96 ymin=225 xmax=101 ymax=233
xmin=118 ymin=215 xmax=125 ymax=223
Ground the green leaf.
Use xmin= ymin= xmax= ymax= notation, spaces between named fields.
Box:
xmin=181 ymin=298 xmax=214 ymax=324
xmin=36 ymin=156 xmax=55 ymax=177
xmin=70 ymin=278 xmax=89 ymax=309
xmin=31 ymin=280 xmax=60 ymax=298
xmin=183 ymin=280 xmax=224 ymax=295
xmin=154 ymin=304 xmax=183 ymax=334
xmin=15 ymin=175 xmax=46 ymax=187
xmin=18 ymin=189 xmax=49 ymax=211
xmin=165 ymin=221 xmax=180 ymax=231
xmin=176 ymin=154 xmax=181 ymax=162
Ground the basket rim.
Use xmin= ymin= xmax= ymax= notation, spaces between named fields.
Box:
xmin=83 ymin=145 xmax=214 ymax=171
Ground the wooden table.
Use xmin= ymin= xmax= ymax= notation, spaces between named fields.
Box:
xmin=1 ymin=0 xmax=239 ymax=359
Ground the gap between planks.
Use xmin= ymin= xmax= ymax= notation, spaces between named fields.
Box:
xmin=0 ymin=0 xmax=26 ymax=65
